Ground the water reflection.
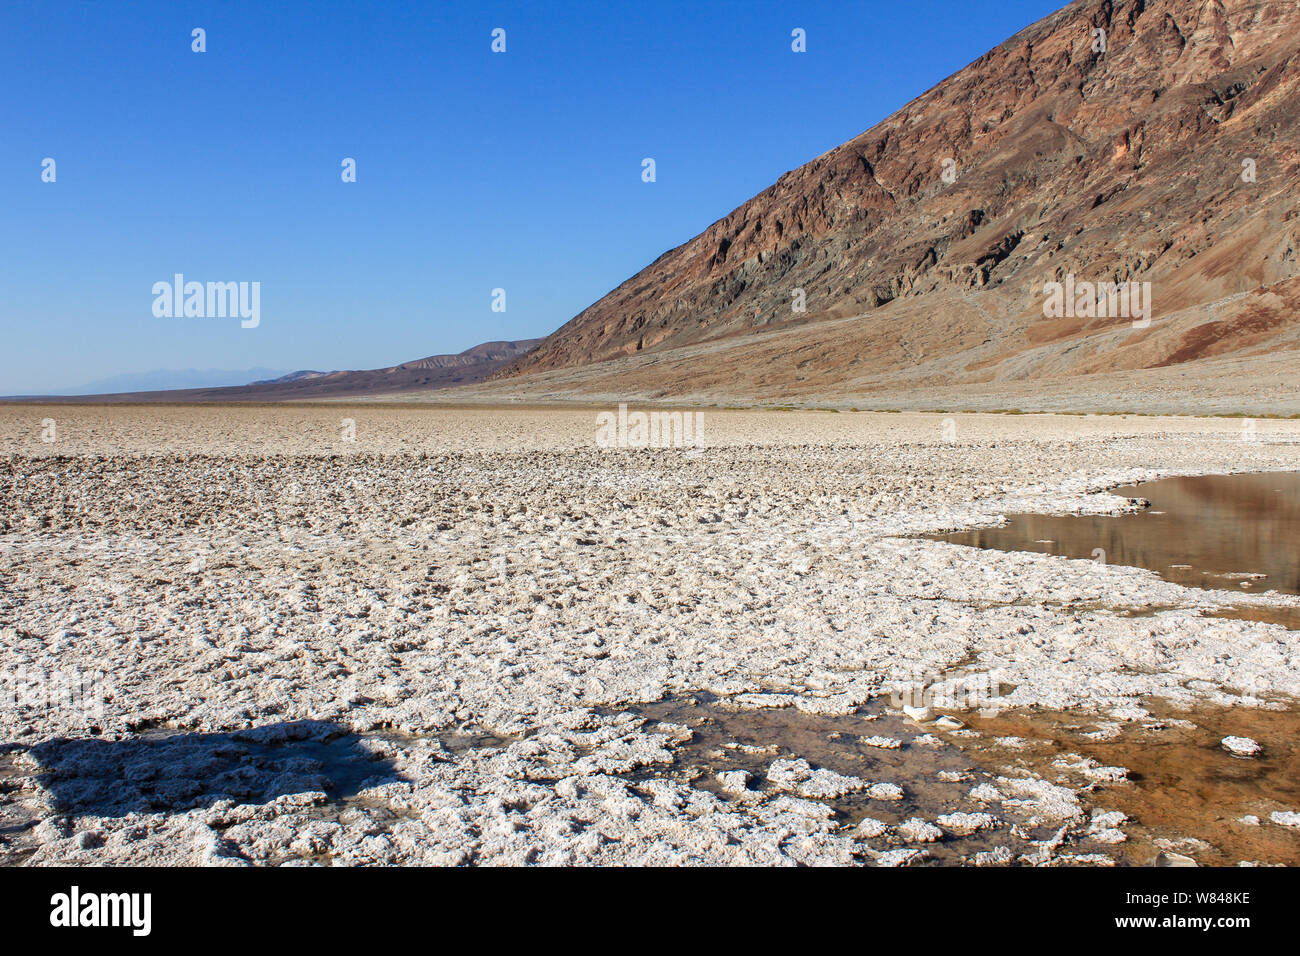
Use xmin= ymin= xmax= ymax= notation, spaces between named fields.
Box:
xmin=932 ymin=472 xmax=1300 ymax=595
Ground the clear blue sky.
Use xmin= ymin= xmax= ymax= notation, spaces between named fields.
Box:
xmin=0 ymin=0 xmax=1066 ymax=394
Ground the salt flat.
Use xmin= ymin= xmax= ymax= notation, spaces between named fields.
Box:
xmin=2 ymin=403 xmax=1299 ymax=865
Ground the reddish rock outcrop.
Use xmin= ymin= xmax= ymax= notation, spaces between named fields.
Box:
xmin=494 ymin=0 xmax=1300 ymax=395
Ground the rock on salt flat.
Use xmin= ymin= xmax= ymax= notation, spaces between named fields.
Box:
xmin=936 ymin=812 xmax=998 ymax=835
xmin=996 ymin=777 xmax=1084 ymax=823
xmin=871 ymin=848 xmax=930 ymax=867
xmin=766 ymin=758 xmax=866 ymax=799
xmin=896 ymin=818 xmax=944 ymax=843
xmin=865 ymin=782 xmax=905 ymax=802
xmin=715 ymin=770 xmax=754 ymax=795
xmin=854 ymin=817 xmax=891 ymax=839
xmin=1221 ymin=735 xmax=1262 ymax=757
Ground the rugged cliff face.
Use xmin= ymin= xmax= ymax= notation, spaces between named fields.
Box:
xmin=494 ymin=0 xmax=1300 ymax=394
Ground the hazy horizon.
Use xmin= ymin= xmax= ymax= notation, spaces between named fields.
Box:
xmin=5 ymin=366 xmax=294 ymax=398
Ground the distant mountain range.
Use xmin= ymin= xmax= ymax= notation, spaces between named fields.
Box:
xmin=10 ymin=340 xmax=542 ymax=402
xmin=249 ymin=370 xmax=333 ymax=386
xmin=41 ymin=368 xmax=296 ymax=396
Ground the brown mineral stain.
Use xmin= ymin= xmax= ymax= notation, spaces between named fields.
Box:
xmin=966 ymin=698 xmax=1300 ymax=866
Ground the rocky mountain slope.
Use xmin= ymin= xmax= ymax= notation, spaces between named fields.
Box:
xmin=491 ymin=0 xmax=1300 ymax=407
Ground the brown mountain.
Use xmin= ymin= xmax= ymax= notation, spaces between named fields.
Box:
xmin=20 ymin=340 xmax=543 ymax=403
xmin=490 ymin=0 xmax=1300 ymax=411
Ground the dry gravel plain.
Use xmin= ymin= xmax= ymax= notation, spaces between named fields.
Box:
xmin=2 ymin=403 xmax=1300 ymax=866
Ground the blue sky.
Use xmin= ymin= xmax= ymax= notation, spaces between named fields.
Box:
xmin=0 ymin=0 xmax=1066 ymax=394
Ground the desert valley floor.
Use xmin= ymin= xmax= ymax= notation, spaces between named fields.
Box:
xmin=2 ymin=403 xmax=1299 ymax=865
